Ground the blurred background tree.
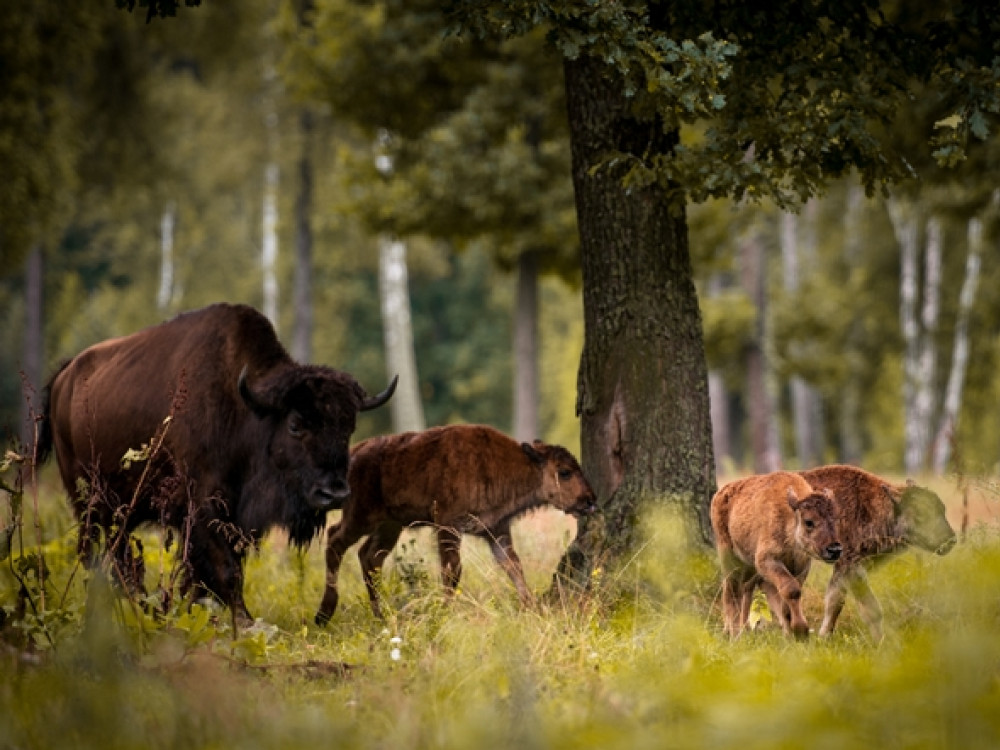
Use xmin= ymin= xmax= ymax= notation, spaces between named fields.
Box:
xmin=2 ymin=0 xmax=999 ymax=570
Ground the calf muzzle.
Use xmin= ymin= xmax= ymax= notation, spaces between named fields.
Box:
xmin=821 ymin=542 xmax=843 ymax=562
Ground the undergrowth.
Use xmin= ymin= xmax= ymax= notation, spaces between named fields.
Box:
xmin=2 ymin=460 xmax=1000 ymax=749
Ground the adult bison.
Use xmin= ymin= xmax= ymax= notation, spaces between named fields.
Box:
xmin=798 ymin=464 xmax=957 ymax=640
xmin=37 ymin=303 xmax=395 ymax=625
xmin=711 ymin=471 xmax=842 ymax=639
xmin=315 ymin=424 xmax=597 ymax=623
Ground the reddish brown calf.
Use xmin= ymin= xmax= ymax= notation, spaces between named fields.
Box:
xmin=315 ymin=424 xmax=597 ymax=623
xmin=711 ymin=471 xmax=842 ymax=639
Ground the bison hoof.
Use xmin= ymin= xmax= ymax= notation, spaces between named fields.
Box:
xmin=314 ymin=610 xmax=332 ymax=627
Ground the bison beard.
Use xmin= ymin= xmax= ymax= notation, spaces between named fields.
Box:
xmin=37 ymin=303 xmax=395 ymax=625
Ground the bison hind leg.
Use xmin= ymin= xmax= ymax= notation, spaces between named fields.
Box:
xmin=358 ymin=522 xmax=404 ymax=619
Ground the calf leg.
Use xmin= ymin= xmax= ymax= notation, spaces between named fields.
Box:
xmin=820 ymin=562 xmax=883 ymax=640
xmin=437 ymin=527 xmax=463 ymax=595
xmin=485 ymin=524 xmax=532 ymax=605
xmin=357 ymin=522 xmax=403 ymax=619
xmin=757 ymin=557 xmax=809 ymax=639
xmin=315 ymin=520 xmax=367 ymax=626
xmin=719 ymin=555 xmax=752 ymax=638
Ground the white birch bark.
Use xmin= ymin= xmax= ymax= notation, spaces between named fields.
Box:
xmin=157 ymin=201 xmax=176 ymax=312
xmin=887 ymin=198 xmax=923 ymax=474
xmin=378 ymin=237 xmax=425 ymax=433
xmin=513 ymin=252 xmax=539 ymax=442
xmin=838 ymin=185 xmax=865 ymax=465
xmin=780 ymin=204 xmax=822 ymax=468
xmin=262 ymin=161 xmax=280 ymax=331
xmin=931 ymin=216 xmax=983 ymax=473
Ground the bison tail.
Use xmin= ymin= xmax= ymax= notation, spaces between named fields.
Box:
xmin=33 ymin=362 xmax=66 ymax=465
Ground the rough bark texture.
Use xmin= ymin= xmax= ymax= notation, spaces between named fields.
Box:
xmin=513 ymin=251 xmax=539 ymax=442
xmin=554 ymin=54 xmax=716 ymax=589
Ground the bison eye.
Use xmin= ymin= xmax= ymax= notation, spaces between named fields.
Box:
xmin=803 ymin=519 xmax=815 ymax=530
xmin=557 ymin=469 xmax=573 ymax=481
xmin=288 ymin=412 xmax=305 ymax=438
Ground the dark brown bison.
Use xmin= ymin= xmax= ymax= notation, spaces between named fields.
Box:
xmin=797 ymin=464 xmax=956 ymax=640
xmin=37 ymin=303 xmax=395 ymax=624
xmin=315 ymin=424 xmax=597 ymax=623
xmin=711 ymin=471 xmax=842 ymax=639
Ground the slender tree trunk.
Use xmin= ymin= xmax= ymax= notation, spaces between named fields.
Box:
xmin=706 ymin=274 xmax=732 ymax=474
xmin=262 ymin=162 xmax=280 ymax=331
xmin=931 ymin=215 xmax=983 ymax=473
xmin=780 ymin=206 xmax=822 ymax=468
xmin=292 ymin=110 xmax=314 ymax=363
xmin=913 ymin=216 xmax=942 ymax=470
xmin=741 ymin=222 xmax=781 ymax=473
xmin=378 ymin=237 xmax=425 ymax=433
xmin=513 ymin=251 xmax=539 ymax=442
xmin=838 ymin=185 xmax=865 ymax=465
xmin=21 ymin=246 xmax=43 ymax=454
xmin=157 ymin=201 xmax=176 ymax=312
xmin=555 ymin=54 xmax=716 ymax=588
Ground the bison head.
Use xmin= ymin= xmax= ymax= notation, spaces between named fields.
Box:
xmin=522 ymin=441 xmax=598 ymax=517
xmin=895 ymin=482 xmax=957 ymax=555
xmin=787 ymin=487 xmax=842 ymax=563
xmin=239 ymin=365 xmax=396 ymax=517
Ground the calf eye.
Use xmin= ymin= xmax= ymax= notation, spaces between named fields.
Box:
xmin=803 ymin=519 xmax=815 ymax=530
xmin=557 ymin=469 xmax=573 ymax=481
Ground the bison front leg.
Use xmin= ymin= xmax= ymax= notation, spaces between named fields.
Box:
xmin=757 ymin=557 xmax=809 ymax=639
xmin=437 ymin=527 xmax=463 ymax=596
xmin=315 ymin=520 xmax=366 ymax=625
xmin=357 ymin=522 xmax=403 ymax=619
xmin=820 ymin=561 xmax=884 ymax=640
xmin=485 ymin=524 xmax=532 ymax=605
xmin=184 ymin=521 xmax=252 ymax=628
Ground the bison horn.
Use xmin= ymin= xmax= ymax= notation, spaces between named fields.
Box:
xmin=238 ymin=365 xmax=274 ymax=416
xmin=361 ymin=374 xmax=398 ymax=412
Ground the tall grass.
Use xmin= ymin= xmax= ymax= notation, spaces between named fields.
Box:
xmin=2 ymin=471 xmax=1000 ymax=749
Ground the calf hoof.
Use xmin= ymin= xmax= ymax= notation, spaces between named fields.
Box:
xmin=791 ymin=623 xmax=810 ymax=640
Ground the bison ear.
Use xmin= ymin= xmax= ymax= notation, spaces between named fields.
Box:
xmin=361 ymin=374 xmax=398 ymax=412
xmin=905 ymin=478 xmax=916 ymax=488
xmin=238 ymin=365 xmax=277 ymax=417
xmin=823 ymin=488 xmax=835 ymax=501
xmin=786 ymin=487 xmax=801 ymax=511
xmin=521 ymin=442 xmax=545 ymax=464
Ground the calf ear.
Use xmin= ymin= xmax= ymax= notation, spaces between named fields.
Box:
xmin=521 ymin=442 xmax=545 ymax=464
xmin=786 ymin=487 xmax=801 ymax=511
xmin=822 ymin=488 xmax=835 ymax=501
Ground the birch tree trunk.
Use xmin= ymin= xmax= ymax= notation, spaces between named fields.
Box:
xmin=741 ymin=222 xmax=781 ymax=473
xmin=157 ymin=201 xmax=176 ymax=312
xmin=838 ymin=185 xmax=865 ymax=465
xmin=378 ymin=237 xmax=425 ymax=433
xmin=513 ymin=251 xmax=539 ymax=442
xmin=292 ymin=110 xmax=314 ymax=363
xmin=931 ymin=215 xmax=983 ymax=473
xmin=262 ymin=162 xmax=280 ymax=331
xmin=706 ymin=274 xmax=732 ymax=474
xmin=21 ymin=246 xmax=43 ymax=456
xmin=780 ymin=205 xmax=822 ymax=468
xmin=889 ymin=199 xmax=942 ymax=474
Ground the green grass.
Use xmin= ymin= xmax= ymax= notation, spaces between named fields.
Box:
xmin=2 ymin=473 xmax=1000 ymax=749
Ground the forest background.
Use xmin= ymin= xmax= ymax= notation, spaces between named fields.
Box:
xmin=3 ymin=0 xmax=1000 ymax=483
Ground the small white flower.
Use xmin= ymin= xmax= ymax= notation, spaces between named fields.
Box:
xmin=390 ymin=648 xmax=402 ymax=661
xmin=390 ymin=636 xmax=402 ymax=645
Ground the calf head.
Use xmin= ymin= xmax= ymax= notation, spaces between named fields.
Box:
xmin=787 ymin=487 xmax=842 ymax=563
xmin=894 ymin=482 xmax=956 ymax=555
xmin=239 ymin=365 xmax=396 ymax=515
xmin=522 ymin=441 xmax=598 ymax=517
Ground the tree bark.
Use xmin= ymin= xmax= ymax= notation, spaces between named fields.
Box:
xmin=554 ymin=54 xmax=716 ymax=588
xmin=292 ymin=110 xmax=314 ymax=363
xmin=157 ymin=201 xmax=176 ymax=312
xmin=838 ymin=185 xmax=865 ymax=465
xmin=513 ymin=251 xmax=539 ymax=442
xmin=21 ymin=246 xmax=43 ymax=454
xmin=378 ymin=237 xmax=425 ymax=433
xmin=931 ymin=215 xmax=982 ymax=474
xmin=741 ymin=222 xmax=781 ymax=474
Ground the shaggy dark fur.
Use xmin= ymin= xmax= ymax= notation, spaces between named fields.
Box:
xmin=37 ymin=303 xmax=394 ymax=624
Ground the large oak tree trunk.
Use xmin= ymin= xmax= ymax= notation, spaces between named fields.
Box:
xmin=554 ymin=55 xmax=716 ymax=588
